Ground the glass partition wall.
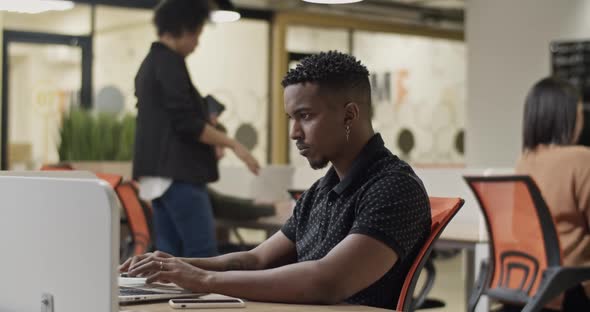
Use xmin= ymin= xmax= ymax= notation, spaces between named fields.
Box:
xmin=2 ymin=5 xmax=92 ymax=169
xmin=277 ymin=13 xmax=465 ymax=167
xmin=1 ymin=3 xmax=271 ymax=169
xmin=353 ymin=31 xmax=465 ymax=165
xmin=0 ymin=3 xmax=464 ymax=169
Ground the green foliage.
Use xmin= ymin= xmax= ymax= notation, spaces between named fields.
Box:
xmin=58 ymin=109 xmax=136 ymax=161
xmin=115 ymin=114 xmax=136 ymax=161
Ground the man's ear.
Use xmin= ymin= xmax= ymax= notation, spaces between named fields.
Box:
xmin=344 ymin=102 xmax=360 ymax=126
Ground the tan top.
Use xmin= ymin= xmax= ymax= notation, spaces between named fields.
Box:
xmin=516 ymin=145 xmax=590 ymax=299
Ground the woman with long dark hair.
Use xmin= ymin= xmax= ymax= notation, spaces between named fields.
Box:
xmin=516 ymin=77 xmax=590 ymax=311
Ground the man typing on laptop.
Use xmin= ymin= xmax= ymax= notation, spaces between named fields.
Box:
xmin=120 ymin=52 xmax=431 ymax=310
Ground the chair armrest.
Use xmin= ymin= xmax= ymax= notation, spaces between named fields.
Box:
xmin=522 ymin=266 xmax=590 ymax=312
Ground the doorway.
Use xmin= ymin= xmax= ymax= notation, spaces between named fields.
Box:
xmin=1 ymin=31 xmax=92 ymax=169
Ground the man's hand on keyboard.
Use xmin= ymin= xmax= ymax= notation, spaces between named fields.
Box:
xmin=128 ymin=256 xmax=211 ymax=292
xmin=120 ymin=250 xmax=174 ymax=277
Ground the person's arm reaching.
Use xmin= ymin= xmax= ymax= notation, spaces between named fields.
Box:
xmin=199 ymin=124 xmax=259 ymax=175
xmin=127 ymin=232 xmax=397 ymax=305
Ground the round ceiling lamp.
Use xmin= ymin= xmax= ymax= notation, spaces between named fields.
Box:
xmin=210 ymin=0 xmax=241 ymax=23
xmin=0 ymin=0 xmax=74 ymax=14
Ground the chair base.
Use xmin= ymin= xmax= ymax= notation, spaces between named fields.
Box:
xmin=416 ymin=298 xmax=446 ymax=309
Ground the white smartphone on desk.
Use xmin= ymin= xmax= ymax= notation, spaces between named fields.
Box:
xmin=169 ymin=298 xmax=245 ymax=309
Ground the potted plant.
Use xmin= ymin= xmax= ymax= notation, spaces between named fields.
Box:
xmin=58 ymin=109 xmax=135 ymax=178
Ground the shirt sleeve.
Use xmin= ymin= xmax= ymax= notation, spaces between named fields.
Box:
xmin=349 ymin=173 xmax=430 ymax=259
xmin=281 ymin=197 xmax=306 ymax=243
xmin=281 ymin=215 xmax=296 ymax=242
xmin=155 ymin=55 xmax=207 ymax=142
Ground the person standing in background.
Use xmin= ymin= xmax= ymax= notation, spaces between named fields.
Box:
xmin=133 ymin=0 xmax=259 ymax=258
xmin=515 ymin=77 xmax=590 ymax=311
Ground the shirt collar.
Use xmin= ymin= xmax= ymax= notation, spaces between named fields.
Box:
xmin=152 ymin=41 xmax=168 ymax=50
xmin=318 ymin=133 xmax=385 ymax=196
xmin=151 ymin=42 xmax=183 ymax=58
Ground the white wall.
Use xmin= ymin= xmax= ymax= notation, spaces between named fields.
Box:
xmin=466 ymin=0 xmax=590 ymax=167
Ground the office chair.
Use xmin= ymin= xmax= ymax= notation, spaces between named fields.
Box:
xmin=464 ymin=175 xmax=590 ymax=312
xmin=115 ymin=181 xmax=154 ymax=260
xmin=96 ymin=172 xmax=123 ymax=188
xmin=396 ymin=197 xmax=464 ymax=312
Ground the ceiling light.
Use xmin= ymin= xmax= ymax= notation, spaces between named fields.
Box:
xmin=210 ymin=0 xmax=240 ymax=23
xmin=0 ymin=0 xmax=74 ymax=14
xmin=210 ymin=10 xmax=240 ymax=23
xmin=302 ymin=0 xmax=364 ymax=4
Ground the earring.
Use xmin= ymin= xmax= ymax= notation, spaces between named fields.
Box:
xmin=345 ymin=125 xmax=351 ymax=142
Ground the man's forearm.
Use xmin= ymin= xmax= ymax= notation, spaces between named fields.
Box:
xmin=204 ymin=260 xmax=342 ymax=305
xmin=181 ymin=251 xmax=261 ymax=272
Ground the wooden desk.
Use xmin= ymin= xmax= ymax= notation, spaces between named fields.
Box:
xmin=121 ymin=301 xmax=392 ymax=312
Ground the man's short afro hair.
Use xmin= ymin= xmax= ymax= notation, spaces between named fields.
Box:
xmin=281 ymin=51 xmax=370 ymax=89
xmin=154 ymin=0 xmax=210 ymax=37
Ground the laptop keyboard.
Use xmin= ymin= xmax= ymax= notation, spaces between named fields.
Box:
xmin=120 ymin=286 xmax=168 ymax=296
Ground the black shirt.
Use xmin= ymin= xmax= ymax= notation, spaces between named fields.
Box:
xmin=133 ymin=42 xmax=218 ymax=184
xmin=281 ymin=134 xmax=431 ymax=309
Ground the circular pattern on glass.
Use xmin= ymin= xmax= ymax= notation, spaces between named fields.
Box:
xmin=398 ymin=128 xmax=415 ymax=155
xmin=235 ymin=123 xmax=258 ymax=151
xmin=95 ymin=86 xmax=125 ymax=114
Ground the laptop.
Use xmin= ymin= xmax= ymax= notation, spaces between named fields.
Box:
xmin=119 ymin=276 xmax=203 ymax=303
xmin=0 ymin=172 xmax=119 ymax=312
xmin=0 ymin=172 xmax=204 ymax=311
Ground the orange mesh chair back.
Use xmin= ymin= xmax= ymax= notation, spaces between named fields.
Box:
xmin=95 ymin=173 xmax=123 ymax=189
xmin=464 ymin=175 xmax=590 ymax=312
xmin=115 ymin=182 xmax=152 ymax=256
xmin=40 ymin=164 xmax=123 ymax=189
xmin=465 ymin=176 xmax=560 ymax=305
xmin=396 ymin=197 xmax=464 ymax=311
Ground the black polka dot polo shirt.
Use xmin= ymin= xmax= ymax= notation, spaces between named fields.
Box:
xmin=281 ymin=133 xmax=431 ymax=310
